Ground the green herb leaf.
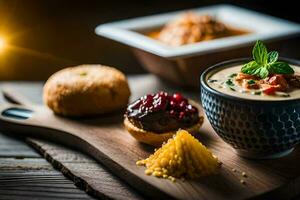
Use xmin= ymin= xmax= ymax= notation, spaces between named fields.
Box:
xmin=241 ymin=61 xmax=260 ymax=74
xmin=228 ymin=73 xmax=237 ymax=78
xmin=257 ymin=67 xmax=269 ymax=79
xmin=252 ymin=91 xmax=262 ymax=95
xmin=241 ymin=40 xmax=294 ymax=79
xmin=225 ymin=79 xmax=234 ymax=86
xmin=252 ymin=40 xmax=268 ymax=65
xmin=269 ymin=62 xmax=294 ymax=74
xmin=229 ymin=87 xmax=236 ymax=91
xmin=247 ymin=79 xmax=255 ymax=84
xmin=242 ymin=62 xmax=269 ymax=79
xmin=267 ymin=51 xmax=278 ymax=63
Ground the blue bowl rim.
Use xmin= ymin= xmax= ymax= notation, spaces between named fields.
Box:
xmin=200 ymin=57 xmax=300 ymax=104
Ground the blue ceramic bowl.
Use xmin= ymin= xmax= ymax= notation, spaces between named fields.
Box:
xmin=201 ymin=58 xmax=300 ymax=159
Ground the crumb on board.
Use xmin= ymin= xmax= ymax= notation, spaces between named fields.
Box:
xmin=240 ymin=179 xmax=246 ymax=185
xmin=242 ymin=172 xmax=247 ymax=177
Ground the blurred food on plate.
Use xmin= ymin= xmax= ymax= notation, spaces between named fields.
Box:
xmin=149 ymin=12 xmax=249 ymax=46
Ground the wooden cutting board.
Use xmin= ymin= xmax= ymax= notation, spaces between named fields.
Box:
xmin=0 ymin=82 xmax=300 ymax=200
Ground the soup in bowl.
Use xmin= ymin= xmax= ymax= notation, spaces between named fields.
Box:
xmin=207 ymin=65 xmax=300 ymax=100
xmin=201 ymin=41 xmax=300 ymax=159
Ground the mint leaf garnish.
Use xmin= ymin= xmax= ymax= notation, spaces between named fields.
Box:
xmin=252 ymin=40 xmax=268 ymax=65
xmin=242 ymin=40 xmax=294 ymax=79
xmin=269 ymin=62 xmax=294 ymax=74
xmin=257 ymin=67 xmax=269 ymax=79
xmin=267 ymin=51 xmax=278 ymax=63
xmin=241 ymin=61 xmax=259 ymax=74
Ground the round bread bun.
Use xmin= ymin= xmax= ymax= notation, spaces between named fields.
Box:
xmin=124 ymin=100 xmax=204 ymax=147
xmin=43 ymin=65 xmax=131 ymax=116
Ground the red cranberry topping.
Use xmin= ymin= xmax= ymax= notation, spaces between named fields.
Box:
xmin=130 ymin=91 xmax=169 ymax=114
xmin=126 ymin=91 xmax=199 ymax=133
xmin=173 ymin=92 xmax=185 ymax=102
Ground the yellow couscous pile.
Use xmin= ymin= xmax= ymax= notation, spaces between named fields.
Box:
xmin=136 ymin=129 xmax=221 ymax=181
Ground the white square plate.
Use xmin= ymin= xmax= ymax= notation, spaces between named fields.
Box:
xmin=95 ymin=4 xmax=300 ymax=59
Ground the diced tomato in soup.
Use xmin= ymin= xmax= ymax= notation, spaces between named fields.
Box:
xmin=266 ymin=75 xmax=288 ymax=91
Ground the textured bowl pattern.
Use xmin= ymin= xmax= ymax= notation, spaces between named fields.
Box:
xmin=200 ymin=58 xmax=300 ymax=159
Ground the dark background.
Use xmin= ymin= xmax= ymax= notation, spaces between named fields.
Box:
xmin=0 ymin=0 xmax=299 ymax=80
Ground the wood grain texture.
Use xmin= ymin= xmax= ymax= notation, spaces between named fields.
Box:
xmin=26 ymin=138 xmax=144 ymax=200
xmin=0 ymin=86 xmax=97 ymax=200
xmin=0 ymin=170 xmax=94 ymax=200
xmin=0 ymin=133 xmax=40 ymax=158
xmin=1 ymin=77 xmax=300 ymax=200
xmin=0 ymin=134 xmax=95 ymax=200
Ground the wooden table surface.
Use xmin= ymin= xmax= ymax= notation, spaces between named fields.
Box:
xmin=1 ymin=75 xmax=300 ymax=200
xmin=0 ymin=82 xmax=97 ymax=200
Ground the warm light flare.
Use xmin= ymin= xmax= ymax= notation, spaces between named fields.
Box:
xmin=0 ymin=36 xmax=7 ymax=53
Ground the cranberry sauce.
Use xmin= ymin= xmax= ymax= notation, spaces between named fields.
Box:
xmin=125 ymin=91 xmax=199 ymax=133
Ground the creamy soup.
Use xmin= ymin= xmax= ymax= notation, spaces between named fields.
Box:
xmin=207 ymin=65 xmax=300 ymax=100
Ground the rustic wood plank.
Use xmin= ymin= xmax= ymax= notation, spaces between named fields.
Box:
xmin=26 ymin=138 xmax=145 ymax=200
xmin=0 ymin=158 xmax=52 ymax=170
xmin=0 ymin=172 xmax=93 ymax=200
xmin=0 ymin=159 xmax=96 ymax=200
xmin=0 ymin=134 xmax=40 ymax=158
xmin=0 ymin=84 xmax=96 ymax=200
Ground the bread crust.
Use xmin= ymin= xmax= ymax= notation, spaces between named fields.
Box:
xmin=124 ymin=115 xmax=204 ymax=147
xmin=43 ymin=65 xmax=130 ymax=116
